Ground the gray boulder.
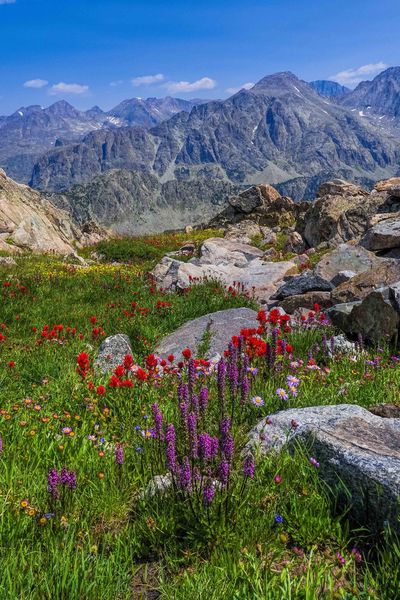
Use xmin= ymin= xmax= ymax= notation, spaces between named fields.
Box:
xmin=330 ymin=291 xmax=400 ymax=344
xmin=272 ymin=270 xmax=333 ymax=300
xmin=361 ymin=216 xmax=400 ymax=251
xmin=315 ymin=244 xmax=378 ymax=283
xmin=95 ymin=334 xmax=132 ymax=374
xmin=155 ymin=307 xmax=258 ymax=359
xmin=248 ymin=404 xmax=400 ymax=532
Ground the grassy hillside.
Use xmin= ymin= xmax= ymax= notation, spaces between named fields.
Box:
xmin=0 ymin=233 xmax=399 ymax=599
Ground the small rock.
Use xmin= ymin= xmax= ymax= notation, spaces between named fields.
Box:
xmin=95 ymin=334 xmax=133 ymax=374
xmin=369 ymin=404 xmax=400 ymax=419
xmin=280 ymin=291 xmax=332 ymax=314
xmin=331 ymin=270 xmax=356 ymax=287
xmin=0 ymin=256 xmax=17 ymax=267
xmin=283 ymin=231 xmax=305 ymax=254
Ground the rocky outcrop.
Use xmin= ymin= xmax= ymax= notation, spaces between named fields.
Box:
xmin=155 ymin=307 xmax=258 ymax=360
xmin=0 ymin=169 xmax=105 ymax=254
xmin=361 ymin=215 xmax=400 ymax=251
xmin=331 ymin=260 xmax=400 ymax=303
xmin=248 ymin=404 xmax=400 ymax=532
xmin=314 ymin=243 xmax=380 ymax=282
xmin=152 ymin=237 xmax=296 ymax=304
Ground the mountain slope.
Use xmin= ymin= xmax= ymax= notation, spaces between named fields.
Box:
xmin=309 ymin=80 xmax=350 ymax=98
xmin=0 ymin=168 xmax=104 ymax=254
xmin=0 ymin=97 xmax=206 ymax=184
xmin=339 ymin=67 xmax=400 ymax=117
xmin=30 ymin=71 xmax=400 ymax=222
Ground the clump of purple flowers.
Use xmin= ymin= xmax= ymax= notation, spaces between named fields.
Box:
xmin=47 ymin=467 xmax=77 ymax=500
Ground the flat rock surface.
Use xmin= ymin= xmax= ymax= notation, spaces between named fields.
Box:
xmin=248 ymin=404 xmax=400 ymax=531
xmin=155 ymin=307 xmax=258 ymax=359
xmin=95 ymin=334 xmax=132 ymax=374
xmin=314 ymin=244 xmax=378 ymax=282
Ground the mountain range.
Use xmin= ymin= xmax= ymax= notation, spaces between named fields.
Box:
xmin=0 ymin=97 xmax=204 ymax=183
xmin=3 ymin=67 xmax=400 ymax=235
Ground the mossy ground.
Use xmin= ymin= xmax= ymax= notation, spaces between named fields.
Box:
xmin=0 ymin=233 xmax=399 ymax=599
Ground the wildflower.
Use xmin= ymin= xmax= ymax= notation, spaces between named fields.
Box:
xmin=98 ymin=472 xmax=105 ymax=479
xmin=61 ymin=427 xmax=72 ymax=435
xmin=20 ymin=499 xmax=29 ymax=509
xmin=247 ymin=366 xmax=258 ymax=376
xmin=96 ymin=385 xmax=106 ymax=396
xmin=252 ymin=395 xmax=264 ymax=407
xmin=336 ymin=551 xmax=346 ymax=566
xmin=242 ymin=456 xmax=255 ymax=478
xmin=135 ymin=446 xmax=143 ymax=453
xmin=289 ymin=385 xmax=298 ymax=397
xmin=179 ymin=456 xmax=192 ymax=490
xmin=274 ymin=513 xmax=283 ymax=523
xmin=218 ymin=459 xmax=230 ymax=487
xmin=276 ymin=388 xmax=288 ymax=401
xmin=165 ymin=424 xmax=177 ymax=473
xmin=182 ymin=348 xmax=191 ymax=360
xmin=203 ymin=482 xmax=215 ymax=505
xmin=309 ymin=457 xmax=320 ymax=468
xmin=274 ymin=475 xmax=282 ymax=484
xmin=115 ymin=443 xmax=124 ymax=465
xmin=351 ymin=547 xmax=362 ymax=563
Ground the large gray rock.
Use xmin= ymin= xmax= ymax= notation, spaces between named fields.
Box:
xmin=229 ymin=186 xmax=265 ymax=213
xmin=152 ymin=237 xmax=296 ymax=304
xmin=327 ymin=301 xmax=361 ymax=333
xmin=95 ymin=334 xmax=132 ymax=374
xmin=155 ymin=307 xmax=258 ymax=359
xmin=314 ymin=244 xmax=378 ymax=282
xmin=224 ymin=220 xmax=262 ymax=244
xmin=361 ymin=216 xmax=400 ymax=251
xmin=248 ymin=404 xmax=400 ymax=532
xmin=272 ymin=270 xmax=333 ymax=300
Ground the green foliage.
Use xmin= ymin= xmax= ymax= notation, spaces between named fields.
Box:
xmin=0 ymin=238 xmax=398 ymax=599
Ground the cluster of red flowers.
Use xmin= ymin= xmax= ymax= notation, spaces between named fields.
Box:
xmin=39 ymin=324 xmax=80 ymax=341
xmin=76 ymin=352 xmax=90 ymax=379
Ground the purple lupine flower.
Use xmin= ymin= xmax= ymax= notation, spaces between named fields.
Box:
xmin=198 ymin=432 xmax=213 ymax=461
xmin=60 ymin=467 xmax=77 ymax=490
xmin=199 ymin=387 xmax=209 ymax=412
xmin=322 ymin=333 xmax=328 ymax=355
xmin=228 ymin=363 xmax=239 ymax=398
xmin=115 ymin=443 xmax=124 ymax=465
xmin=242 ymin=455 xmax=255 ymax=478
xmin=280 ymin=339 xmax=287 ymax=354
xmin=179 ymin=456 xmax=192 ymax=491
xmin=187 ymin=412 xmax=198 ymax=458
xmin=210 ymin=436 xmax=219 ymax=458
xmin=219 ymin=416 xmax=231 ymax=438
xmin=222 ymin=433 xmax=234 ymax=461
xmin=151 ymin=403 xmax=164 ymax=440
xmin=265 ymin=343 xmax=273 ymax=369
xmin=179 ymin=401 xmax=188 ymax=429
xmin=178 ymin=381 xmax=189 ymax=404
xmin=165 ymin=424 xmax=177 ymax=473
xmin=65 ymin=470 xmax=77 ymax=490
xmin=47 ymin=468 xmax=60 ymax=499
xmin=191 ymin=394 xmax=199 ymax=415
xmin=203 ymin=481 xmax=215 ymax=505
xmin=218 ymin=459 xmax=230 ymax=487
xmin=241 ymin=376 xmax=250 ymax=405
xmin=188 ymin=359 xmax=196 ymax=398
xmin=217 ymin=359 xmax=226 ymax=409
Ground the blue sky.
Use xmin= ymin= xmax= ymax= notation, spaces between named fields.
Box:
xmin=1 ymin=0 xmax=399 ymax=113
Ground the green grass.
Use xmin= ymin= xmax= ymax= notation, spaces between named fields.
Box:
xmin=0 ymin=235 xmax=399 ymax=600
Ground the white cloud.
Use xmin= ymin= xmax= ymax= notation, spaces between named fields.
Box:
xmin=329 ymin=62 xmax=388 ymax=87
xmin=49 ymin=82 xmax=89 ymax=95
xmin=23 ymin=79 xmax=48 ymax=89
xmin=226 ymin=82 xmax=255 ymax=95
xmin=110 ymin=80 xmax=124 ymax=87
xmin=0 ymin=1 xmax=16 ymax=5
xmin=131 ymin=73 xmax=165 ymax=86
xmin=164 ymin=77 xmax=216 ymax=94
